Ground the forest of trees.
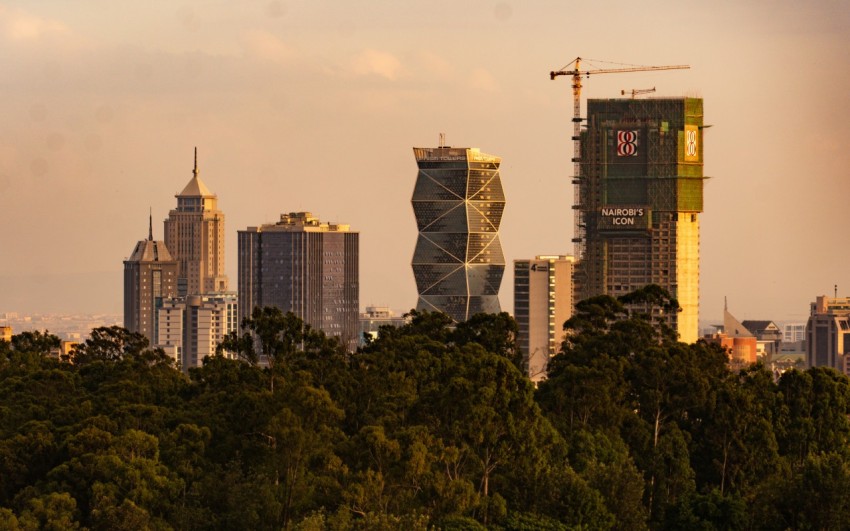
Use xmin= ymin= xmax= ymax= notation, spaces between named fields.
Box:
xmin=2 ymin=288 xmax=850 ymax=530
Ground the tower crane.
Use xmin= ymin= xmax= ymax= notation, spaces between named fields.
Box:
xmin=549 ymin=57 xmax=689 ymax=255
xmin=621 ymin=87 xmax=656 ymax=99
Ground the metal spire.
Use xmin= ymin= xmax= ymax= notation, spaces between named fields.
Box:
xmin=148 ymin=207 xmax=153 ymax=241
xmin=193 ymin=147 xmax=198 ymax=178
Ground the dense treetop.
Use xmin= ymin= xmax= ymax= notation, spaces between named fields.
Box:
xmin=2 ymin=289 xmax=850 ymax=530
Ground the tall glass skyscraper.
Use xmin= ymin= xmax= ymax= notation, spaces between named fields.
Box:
xmin=411 ymin=146 xmax=505 ymax=322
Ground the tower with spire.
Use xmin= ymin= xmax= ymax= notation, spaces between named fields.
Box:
xmin=164 ymin=148 xmax=229 ymax=296
xmin=124 ymin=213 xmax=179 ymax=343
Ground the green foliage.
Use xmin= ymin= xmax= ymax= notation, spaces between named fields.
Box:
xmin=4 ymin=296 xmax=850 ymax=529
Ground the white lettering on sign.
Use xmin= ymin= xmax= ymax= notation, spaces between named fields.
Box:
xmin=601 ymin=207 xmax=644 ymax=217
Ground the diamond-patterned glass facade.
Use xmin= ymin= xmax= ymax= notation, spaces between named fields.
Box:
xmin=411 ymin=147 xmax=505 ymax=322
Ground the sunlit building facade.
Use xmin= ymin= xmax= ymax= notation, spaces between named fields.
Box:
xmin=164 ymin=149 xmax=229 ymax=297
xmin=514 ymin=255 xmax=575 ymax=382
xmin=574 ymin=98 xmax=704 ymax=343
xmin=411 ymin=146 xmax=505 ymax=322
xmin=238 ymin=212 xmax=359 ymax=351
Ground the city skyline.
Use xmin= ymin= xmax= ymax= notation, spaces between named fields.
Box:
xmin=1 ymin=1 xmax=849 ymax=324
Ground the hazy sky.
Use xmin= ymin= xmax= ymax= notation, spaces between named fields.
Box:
xmin=1 ymin=0 xmax=849 ymax=326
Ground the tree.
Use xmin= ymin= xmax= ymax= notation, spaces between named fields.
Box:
xmin=10 ymin=331 xmax=60 ymax=356
xmin=67 ymin=326 xmax=150 ymax=364
xmin=218 ymin=306 xmax=309 ymax=392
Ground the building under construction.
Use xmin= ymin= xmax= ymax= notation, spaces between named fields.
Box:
xmin=574 ymin=97 xmax=704 ymax=343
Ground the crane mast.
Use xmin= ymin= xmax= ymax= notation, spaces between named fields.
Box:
xmin=550 ymin=57 xmax=689 ymax=258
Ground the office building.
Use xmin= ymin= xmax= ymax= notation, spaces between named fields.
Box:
xmin=574 ymin=98 xmax=704 ymax=343
xmin=514 ymin=255 xmax=575 ymax=383
xmin=0 ymin=326 xmax=11 ymax=343
xmin=359 ymin=306 xmax=408 ymax=345
xmin=155 ymin=293 xmax=238 ymax=370
xmin=806 ymin=296 xmax=850 ymax=374
xmin=411 ymin=145 xmax=505 ymax=322
xmin=238 ymin=212 xmax=359 ymax=351
xmin=124 ymin=217 xmax=179 ymax=343
xmin=783 ymin=323 xmax=806 ymax=343
xmin=164 ymin=149 xmax=228 ymax=296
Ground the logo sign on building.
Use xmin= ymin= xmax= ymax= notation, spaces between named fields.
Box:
xmin=617 ymin=130 xmax=639 ymax=157
xmin=598 ymin=205 xmax=650 ymax=231
xmin=684 ymin=124 xmax=699 ymax=162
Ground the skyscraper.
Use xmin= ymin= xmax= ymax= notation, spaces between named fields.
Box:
xmin=164 ymin=149 xmax=228 ymax=297
xmin=238 ymin=212 xmax=359 ymax=351
xmin=411 ymin=145 xmax=505 ymax=322
xmin=124 ymin=216 xmax=179 ymax=343
xmin=514 ymin=255 xmax=575 ymax=382
xmin=574 ymin=98 xmax=704 ymax=343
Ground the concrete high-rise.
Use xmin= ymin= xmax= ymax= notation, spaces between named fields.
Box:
xmin=411 ymin=145 xmax=505 ymax=322
xmin=155 ymin=293 xmax=238 ymax=370
xmin=574 ymin=98 xmax=704 ymax=343
xmin=164 ymin=149 xmax=228 ymax=297
xmin=238 ymin=212 xmax=359 ymax=351
xmin=124 ymin=216 xmax=179 ymax=343
xmin=514 ymin=255 xmax=575 ymax=383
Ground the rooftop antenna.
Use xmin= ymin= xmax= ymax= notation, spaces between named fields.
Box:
xmin=438 ymin=133 xmax=446 ymax=148
xmin=193 ymin=147 xmax=199 ymax=178
xmin=836 ymin=284 xmax=839 ymax=298
xmin=724 ymin=296 xmax=727 ymax=312
xmin=148 ymin=207 xmax=153 ymax=241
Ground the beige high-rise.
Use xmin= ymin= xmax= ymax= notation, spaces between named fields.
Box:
xmin=124 ymin=218 xmax=179 ymax=343
xmin=164 ymin=149 xmax=229 ymax=296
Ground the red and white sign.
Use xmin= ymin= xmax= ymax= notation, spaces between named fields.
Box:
xmin=617 ymin=130 xmax=638 ymax=157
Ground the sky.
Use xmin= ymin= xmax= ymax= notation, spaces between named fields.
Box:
xmin=0 ymin=0 xmax=849 ymax=326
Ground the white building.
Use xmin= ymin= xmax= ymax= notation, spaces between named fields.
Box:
xmin=156 ymin=293 xmax=238 ymax=371
xmin=514 ymin=255 xmax=576 ymax=383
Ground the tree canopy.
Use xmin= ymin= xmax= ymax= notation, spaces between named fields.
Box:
xmin=2 ymin=292 xmax=849 ymax=529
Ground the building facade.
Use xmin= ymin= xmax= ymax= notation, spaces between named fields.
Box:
xmin=123 ymin=220 xmax=179 ymax=344
xmin=806 ymin=296 xmax=850 ymax=374
xmin=164 ymin=149 xmax=229 ymax=297
xmin=359 ymin=306 xmax=408 ymax=346
xmin=411 ymin=146 xmax=505 ymax=322
xmin=514 ymin=255 xmax=575 ymax=383
xmin=784 ymin=323 xmax=806 ymax=343
xmin=574 ymin=98 xmax=704 ymax=343
xmin=155 ymin=293 xmax=238 ymax=371
xmin=238 ymin=212 xmax=359 ymax=351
